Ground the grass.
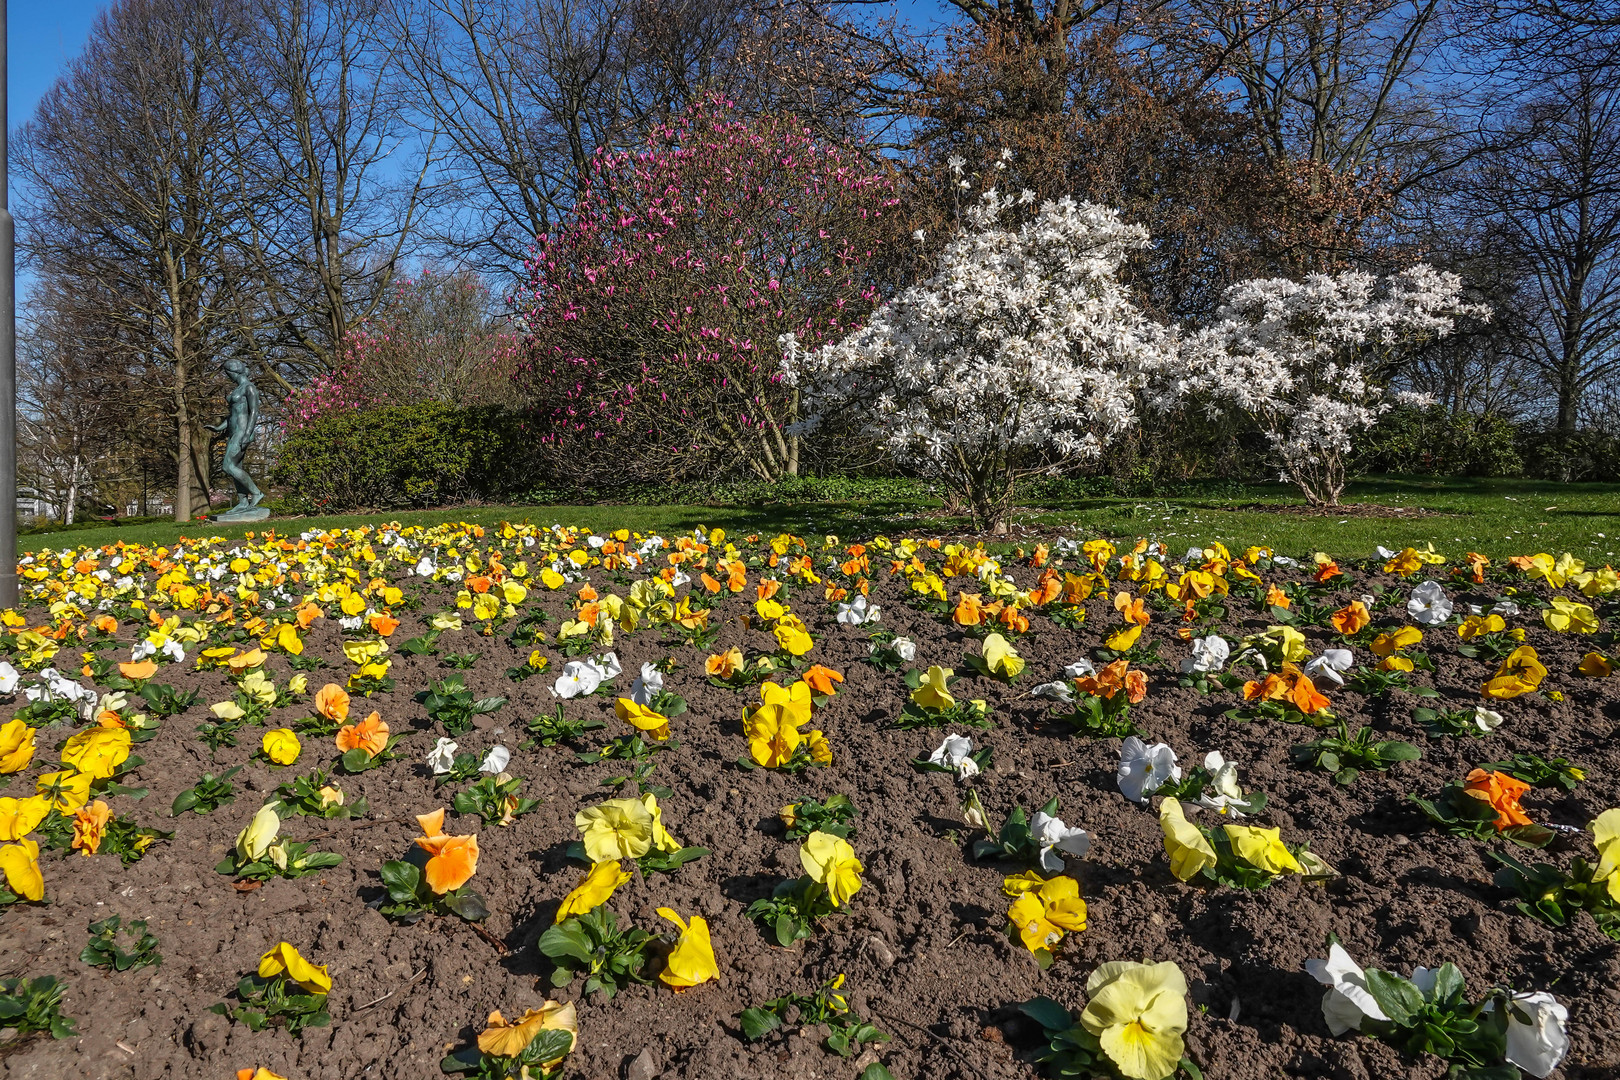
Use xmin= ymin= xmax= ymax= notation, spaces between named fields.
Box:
xmin=16 ymin=475 xmax=1618 ymax=561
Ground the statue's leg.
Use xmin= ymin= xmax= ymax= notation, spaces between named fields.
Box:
xmin=221 ymin=438 xmax=261 ymax=509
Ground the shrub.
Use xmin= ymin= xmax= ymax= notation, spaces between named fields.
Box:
xmin=1169 ymin=266 xmax=1491 ymax=507
xmin=784 ymin=191 xmax=1167 ymax=533
xmin=519 ymin=96 xmax=902 ymax=486
xmin=1358 ymin=406 xmax=1524 ymax=478
xmin=1515 ymin=429 xmax=1620 ymax=482
xmin=272 ymin=403 xmax=538 ymax=511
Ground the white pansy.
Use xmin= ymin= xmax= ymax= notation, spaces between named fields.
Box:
xmin=836 ymin=594 xmax=881 ymax=626
xmin=1181 ymin=635 xmax=1230 ymax=674
xmin=1473 ymin=706 xmax=1504 ymax=733
xmin=1030 ymin=811 xmax=1091 ymax=873
xmin=480 ymin=745 xmax=511 ymax=774
xmin=588 ymin=652 xmax=622 ymax=681
xmin=1117 ymin=736 xmax=1181 ymax=803
xmin=630 ymin=662 xmax=663 ymax=706
xmin=1303 ymin=648 xmax=1355 ymax=686
xmin=1030 ymin=681 xmax=1074 ymax=703
xmin=927 ymin=733 xmax=980 ymax=779
xmin=1407 ymin=580 xmax=1453 ymax=625
xmin=1196 ymin=751 xmax=1252 ymax=816
xmin=552 ymin=661 xmax=604 ymax=699
xmin=1494 ymin=991 xmax=1569 ymax=1078
xmin=1062 ymin=659 xmax=1096 ymax=680
xmin=1304 ymin=944 xmax=1391 ymax=1035
xmin=427 ymin=737 xmax=459 ymax=774
xmin=0 ymin=661 xmax=17 ymax=694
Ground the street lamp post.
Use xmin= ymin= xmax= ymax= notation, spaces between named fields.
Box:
xmin=0 ymin=0 xmax=16 ymax=608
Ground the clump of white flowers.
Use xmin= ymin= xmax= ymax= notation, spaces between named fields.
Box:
xmin=1167 ymin=266 xmax=1489 ymax=507
xmin=781 ymin=190 xmax=1169 ymax=532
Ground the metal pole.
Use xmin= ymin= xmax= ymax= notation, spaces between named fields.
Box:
xmin=0 ymin=0 xmax=16 ymax=609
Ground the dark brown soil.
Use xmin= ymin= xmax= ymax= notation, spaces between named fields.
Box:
xmin=1 ymin=538 xmax=1617 ymax=1080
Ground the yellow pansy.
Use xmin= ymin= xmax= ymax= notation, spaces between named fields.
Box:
xmin=1158 ymin=798 xmax=1216 ymax=882
xmin=257 ymin=941 xmax=332 ymax=995
xmin=555 ymin=861 xmax=632 ymax=922
xmin=1223 ymin=824 xmax=1302 ymax=875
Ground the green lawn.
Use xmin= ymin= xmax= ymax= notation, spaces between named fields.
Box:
xmin=16 ymin=475 xmax=1618 ymax=561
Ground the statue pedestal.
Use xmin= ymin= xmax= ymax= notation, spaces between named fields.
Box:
xmin=214 ymin=506 xmax=271 ymax=523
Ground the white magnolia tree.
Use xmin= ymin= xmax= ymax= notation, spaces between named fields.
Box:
xmin=780 ymin=191 xmax=1171 ymax=532
xmin=1167 ymin=266 xmax=1491 ymax=506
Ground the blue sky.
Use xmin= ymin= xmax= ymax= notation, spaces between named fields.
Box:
xmin=7 ymin=0 xmax=951 ymax=136
xmin=10 ymin=1 xmax=104 ymax=128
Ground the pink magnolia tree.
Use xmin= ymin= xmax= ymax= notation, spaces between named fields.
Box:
xmin=288 ymin=270 xmax=519 ymax=430
xmin=518 ymin=96 xmax=902 ymax=482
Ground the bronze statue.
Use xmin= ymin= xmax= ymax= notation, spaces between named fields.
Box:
xmin=208 ymin=358 xmax=269 ymax=521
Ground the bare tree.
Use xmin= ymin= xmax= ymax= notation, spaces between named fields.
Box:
xmin=224 ymin=0 xmax=430 ymax=388
xmin=1163 ymin=0 xmax=1461 ymax=196
xmin=16 ymin=0 xmax=250 ymax=521
xmin=1461 ymin=69 xmax=1620 ymax=433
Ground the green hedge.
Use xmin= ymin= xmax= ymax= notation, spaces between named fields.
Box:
xmin=273 ymin=403 xmax=541 ymax=512
xmin=1358 ymin=406 xmax=1524 ymax=478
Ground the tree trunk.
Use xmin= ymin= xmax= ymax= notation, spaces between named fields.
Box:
xmin=65 ymin=456 xmax=81 ymax=525
xmin=175 ymin=349 xmax=192 ymax=522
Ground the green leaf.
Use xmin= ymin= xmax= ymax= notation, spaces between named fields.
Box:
xmin=378 ymin=860 xmax=420 ymax=902
xmin=741 ymin=1007 xmax=784 ymax=1041
xmin=442 ymin=889 xmax=488 ymax=922
xmin=1376 ymin=741 xmax=1422 ymax=763
xmin=858 ymin=1065 xmax=895 ymax=1080
xmin=341 ymin=748 xmax=375 ymax=772
xmin=1430 ymin=963 xmax=1467 ymax=1006
xmin=1364 ymin=968 xmax=1425 ymax=1026
xmin=528 ymin=1027 xmax=574 ymax=1063
xmin=539 ymin=922 xmax=594 ymax=965
xmin=439 ymin=1046 xmax=484 ymax=1074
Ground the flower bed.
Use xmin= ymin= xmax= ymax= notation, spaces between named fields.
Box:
xmin=0 ymin=527 xmax=1614 ymax=1079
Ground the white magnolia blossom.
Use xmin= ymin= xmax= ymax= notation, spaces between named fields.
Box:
xmin=1117 ymin=737 xmax=1181 ymax=803
xmin=427 ymin=737 xmax=459 ymax=774
xmin=927 ymin=733 xmax=980 ymax=779
xmin=1166 ymin=266 xmax=1489 ymax=506
xmin=1488 ymin=991 xmax=1570 ymax=1078
xmin=1181 ymin=635 xmax=1230 ymax=674
xmin=1408 ymin=580 xmax=1453 ymax=625
xmin=1305 ymin=944 xmax=1391 ymax=1035
xmin=480 ymin=745 xmax=511 ymax=774
xmin=836 ymin=594 xmax=882 ymax=626
xmin=630 ymin=662 xmax=663 ymax=706
xmin=1030 ymin=810 xmax=1092 ymax=873
xmin=782 ymin=192 xmax=1170 ymax=527
xmin=552 ymin=660 xmax=604 ymax=699
xmin=1303 ymin=648 xmax=1356 ymax=686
